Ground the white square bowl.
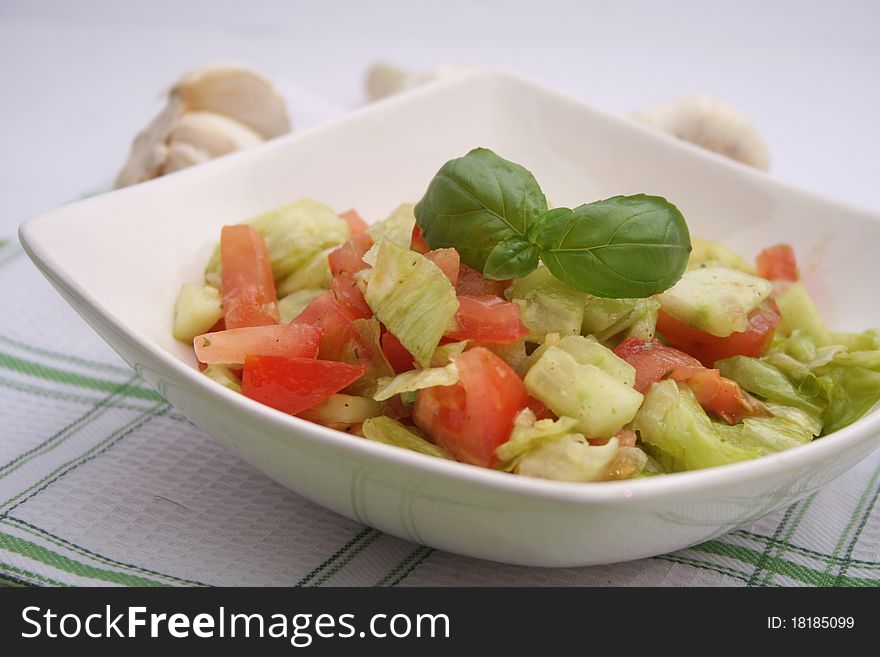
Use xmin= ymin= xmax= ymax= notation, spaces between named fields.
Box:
xmin=19 ymin=70 xmax=880 ymax=567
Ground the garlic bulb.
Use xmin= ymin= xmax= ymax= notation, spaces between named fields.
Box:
xmin=116 ymin=63 xmax=291 ymax=187
xmin=633 ymin=95 xmax=770 ymax=170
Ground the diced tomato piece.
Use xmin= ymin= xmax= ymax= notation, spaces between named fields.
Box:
xmin=455 ymin=262 xmax=510 ymax=297
xmin=411 ymin=225 xmax=430 ymax=254
xmin=340 ymin=209 xmax=368 ymax=234
xmin=656 ymin=303 xmax=781 ymax=367
xmin=527 ymin=396 xmax=556 ymax=421
xmin=220 ymin=225 xmax=279 ymax=328
xmin=331 ymin=273 xmax=372 ymax=320
xmin=687 ymin=368 xmax=768 ymax=424
xmin=194 ymin=323 xmax=321 ymax=364
xmin=381 ymin=331 xmax=416 ymax=373
xmin=424 ymin=248 xmax=460 ymax=286
xmin=292 ymin=291 xmax=360 ymax=361
xmin=242 ymin=356 xmax=364 ymax=415
xmin=328 ymin=232 xmax=373 ymax=278
xmin=757 ymin=244 xmax=798 ymax=282
xmin=446 ymin=295 xmax=528 ymax=344
xmin=413 ymin=347 xmax=528 ymax=467
xmin=614 ymin=338 xmax=765 ymax=424
xmin=614 ymin=338 xmax=704 ymax=393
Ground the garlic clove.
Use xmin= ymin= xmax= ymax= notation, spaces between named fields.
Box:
xmin=115 ymin=95 xmax=183 ymax=187
xmin=163 ymin=141 xmax=211 ymax=174
xmin=168 ymin=111 xmax=264 ymax=158
xmin=633 ymin=95 xmax=771 ymax=170
xmin=173 ymin=63 xmax=291 ymax=139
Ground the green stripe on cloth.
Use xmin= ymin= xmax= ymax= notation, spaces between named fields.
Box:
xmin=0 ymin=561 xmax=69 ymax=587
xmin=757 ymin=495 xmax=816 ymax=587
xmin=0 ymin=350 xmax=162 ymax=402
xmin=733 ymin=528 xmax=880 ymax=570
xmin=656 ymin=554 xmax=754 ymax=585
xmin=0 ymin=373 xmax=186 ymax=420
xmin=388 ymin=546 xmax=434 ymax=587
xmin=833 ymin=467 xmax=880 ymax=585
xmin=309 ymin=530 xmax=382 ymax=587
xmin=295 ymin=527 xmax=377 ymax=587
xmin=0 ymin=334 xmax=133 ymax=375
xmin=0 ymin=532 xmax=166 ymax=586
xmin=0 ymin=374 xmax=142 ymax=479
xmin=1 ymin=517 xmax=208 ymax=587
xmin=691 ymin=540 xmax=879 ymax=587
xmin=0 ymin=402 xmax=169 ymax=513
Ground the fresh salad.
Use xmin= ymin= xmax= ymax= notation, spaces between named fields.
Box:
xmin=173 ymin=148 xmax=880 ymax=482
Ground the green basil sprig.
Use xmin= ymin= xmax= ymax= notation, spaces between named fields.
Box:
xmin=414 ymin=148 xmax=691 ymax=298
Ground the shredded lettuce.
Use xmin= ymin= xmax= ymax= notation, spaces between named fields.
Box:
xmin=364 ymin=241 xmax=459 ymax=368
xmin=205 ymin=199 xmax=350 ymax=285
xmin=430 ymin=341 xmax=469 ymax=367
xmin=495 ymin=410 xmax=581 ymax=467
xmin=373 ymin=362 xmax=459 ymax=402
xmin=516 ymin=435 xmax=620 ymax=482
xmin=276 ymin=247 xmax=334 ymax=297
xmin=633 ymin=380 xmax=761 ymax=471
xmin=719 ymin=330 xmax=880 ymax=435
xmin=367 ymin=203 xmax=416 ymax=251
xmin=339 ymin=318 xmax=395 ymax=397
xmin=361 ymin=416 xmax=452 ymax=459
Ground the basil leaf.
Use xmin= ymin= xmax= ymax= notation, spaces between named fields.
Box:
xmin=483 ymin=236 xmax=539 ymax=280
xmin=414 ymin=148 xmax=548 ymax=271
xmin=532 ymin=195 xmax=691 ymax=298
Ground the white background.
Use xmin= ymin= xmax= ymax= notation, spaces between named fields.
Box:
xmin=2 ymin=0 xmax=879 ymax=237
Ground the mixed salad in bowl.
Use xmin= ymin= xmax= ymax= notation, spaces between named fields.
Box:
xmin=172 ymin=148 xmax=880 ymax=483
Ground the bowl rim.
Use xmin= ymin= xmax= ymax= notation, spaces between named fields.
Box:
xmin=18 ymin=67 xmax=880 ymax=506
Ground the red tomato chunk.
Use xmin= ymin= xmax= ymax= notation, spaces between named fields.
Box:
xmin=446 ymin=295 xmax=529 ymax=344
xmin=414 ymin=347 xmax=528 ymax=467
xmin=381 ymin=331 xmax=416 ymax=373
xmin=339 ymin=209 xmax=369 ymax=234
xmin=656 ymin=303 xmax=780 ymax=367
xmin=756 ymin=244 xmax=799 ymax=282
xmin=242 ymin=356 xmax=365 ymax=415
xmin=220 ymin=225 xmax=279 ymax=329
xmin=614 ymin=338 xmax=765 ymax=424
xmin=194 ymin=323 xmax=321 ymax=364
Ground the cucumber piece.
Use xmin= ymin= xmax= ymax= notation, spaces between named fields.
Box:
xmin=657 ymin=266 xmax=772 ymax=337
xmin=775 ymin=281 xmax=831 ymax=346
xmin=687 ymin=237 xmax=756 ymax=274
xmin=173 ymin=283 xmax=223 ymax=343
xmin=362 ymin=416 xmax=452 ymax=459
xmin=554 ymin=335 xmax=636 ymax=387
xmin=524 ymin=346 xmax=643 ymax=438
xmin=202 ymin=364 xmax=241 ymax=393
xmin=299 ymin=393 xmax=383 ymax=424
xmin=509 ymin=266 xmax=587 ymax=341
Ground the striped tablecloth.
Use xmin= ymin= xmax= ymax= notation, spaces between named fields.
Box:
xmin=1 ymin=237 xmax=878 ymax=587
